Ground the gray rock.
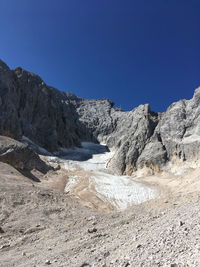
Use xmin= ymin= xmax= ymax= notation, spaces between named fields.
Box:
xmin=73 ymin=97 xmax=115 ymax=143
xmin=0 ymin=60 xmax=81 ymax=152
xmin=75 ymin=99 xmax=159 ymax=174
xmin=76 ymin=86 xmax=200 ymax=174
xmin=155 ymin=87 xmax=200 ymax=163
xmin=106 ymin=104 xmax=158 ymax=174
xmin=88 ymin=228 xmax=97 ymax=233
xmin=0 ymin=135 xmax=51 ymax=174
xmin=0 ymin=60 xmax=22 ymax=140
xmin=1 ymin=58 xmax=200 ymax=174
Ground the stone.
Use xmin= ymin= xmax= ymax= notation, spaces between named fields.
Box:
xmin=0 ymin=136 xmax=52 ymax=175
xmin=80 ymin=263 xmax=91 ymax=267
xmin=0 ymin=244 xmax=10 ymax=249
xmin=179 ymin=221 xmax=184 ymax=226
xmin=87 ymin=216 xmax=96 ymax=221
xmin=104 ymin=251 xmax=110 ymax=258
xmin=88 ymin=228 xmax=97 ymax=233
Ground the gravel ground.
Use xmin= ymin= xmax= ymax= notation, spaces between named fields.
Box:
xmin=1 ymin=161 xmax=200 ymax=267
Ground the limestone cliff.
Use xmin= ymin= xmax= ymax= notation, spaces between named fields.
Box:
xmin=1 ymin=59 xmax=200 ymax=175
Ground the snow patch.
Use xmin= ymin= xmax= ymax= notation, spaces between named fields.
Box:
xmin=63 ymin=142 xmax=158 ymax=210
xmin=65 ymin=176 xmax=81 ymax=193
xmin=91 ymin=173 xmax=157 ymax=210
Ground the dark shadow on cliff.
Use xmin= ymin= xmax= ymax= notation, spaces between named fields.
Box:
xmin=58 ymin=142 xmax=109 ymax=162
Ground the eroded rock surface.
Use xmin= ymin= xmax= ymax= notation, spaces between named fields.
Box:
xmin=0 ymin=60 xmax=80 ymax=152
xmin=139 ymin=87 xmax=200 ymax=173
xmin=1 ymin=58 xmax=200 ymax=174
xmin=0 ymin=135 xmax=51 ymax=175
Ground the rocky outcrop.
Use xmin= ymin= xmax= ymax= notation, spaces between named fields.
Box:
xmin=0 ymin=60 xmax=81 ymax=152
xmin=106 ymin=105 xmax=159 ymax=174
xmin=73 ymin=88 xmax=200 ymax=175
xmin=155 ymin=88 xmax=200 ymax=162
xmin=133 ymin=87 xmax=200 ymax=174
xmin=73 ymin=98 xmax=160 ymax=174
xmin=72 ymin=98 xmax=115 ymax=142
xmin=1 ymin=58 xmax=200 ymax=175
xmin=0 ymin=135 xmax=51 ymax=173
xmin=0 ymin=60 xmax=22 ymax=140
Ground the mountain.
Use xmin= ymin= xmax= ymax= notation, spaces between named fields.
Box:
xmin=1 ymin=59 xmax=200 ymax=267
xmin=1 ymin=59 xmax=200 ymax=176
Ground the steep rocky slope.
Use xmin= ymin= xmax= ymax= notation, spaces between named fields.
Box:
xmin=1 ymin=58 xmax=200 ymax=175
xmin=0 ymin=60 xmax=80 ymax=151
xmin=74 ymin=87 xmax=200 ymax=175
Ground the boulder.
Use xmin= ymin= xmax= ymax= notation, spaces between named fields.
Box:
xmin=0 ymin=136 xmax=51 ymax=173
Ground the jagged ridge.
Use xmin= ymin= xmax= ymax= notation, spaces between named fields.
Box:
xmin=0 ymin=59 xmax=200 ymax=175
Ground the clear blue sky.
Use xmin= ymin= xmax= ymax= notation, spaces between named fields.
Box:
xmin=0 ymin=0 xmax=200 ymax=112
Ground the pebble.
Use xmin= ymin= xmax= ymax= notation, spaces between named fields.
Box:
xmin=88 ymin=228 xmax=97 ymax=233
xmin=45 ymin=260 xmax=51 ymax=265
xmin=104 ymin=251 xmax=110 ymax=258
xmin=179 ymin=221 xmax=184 ymax=226
xmin=87 ymin=216 xmax=96 ymax=221
xmin=80 ymin=261 xmax=91 ymax=266
xmin=0 ymin=244 xmax=10 ymax=249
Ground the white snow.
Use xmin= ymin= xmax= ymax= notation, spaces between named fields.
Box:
xmin=65 ymin=175 xmax=81 ymax=193
xmin=90 ymin=172 xmax=157 ymax=210
xmin=67 ymin=151 xmax=115 ymax=172
xmin=62 ymin=142 xmax=158 ymax=210
xmin=19 ymin=139 xmax=158 ymax=210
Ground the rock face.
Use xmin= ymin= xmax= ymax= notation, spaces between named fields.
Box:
xmin=1 ymin=58 xmax=200 ymax=175
xmin=0 ymin=60 xmax=22 ymax=140
xmin=0 ymin=60 xmax=80 ymax=152
xmin=73 ymin=83 xmax=200 ymax=174
xmin=73 ymin=99 xmax=159 ymax=174
xmin=72 ymin=97 xmax=115 ymax=142
xmin=0 ymin=135 xmax=51 ymax=173
xmin=107 ymin=105 xmax=159 ymax=174
xmin=155 ymin=88 xmax=200 ymax=162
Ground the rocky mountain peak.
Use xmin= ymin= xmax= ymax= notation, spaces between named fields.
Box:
xmin=0 ymin=59 xmax=10 ymax=72
xmin=0 ymin=58 xmax=200 ymax=175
